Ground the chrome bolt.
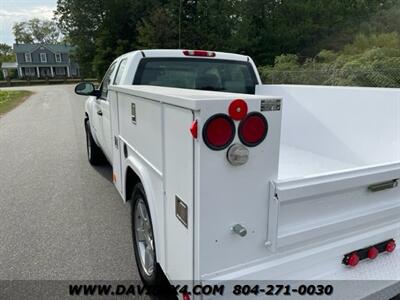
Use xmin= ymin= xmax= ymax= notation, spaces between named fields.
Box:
xmin=232 ymin=224 xmax=247 ymax=237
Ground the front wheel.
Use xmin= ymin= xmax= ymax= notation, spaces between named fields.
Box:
xmin=131 ymin=183 xmax=161 ymax=286
xmin=84 ymin=119 xmax=104 ymax=165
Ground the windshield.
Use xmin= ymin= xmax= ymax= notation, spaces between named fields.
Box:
xmin=133 ymin=58 xmax=258 ymax=94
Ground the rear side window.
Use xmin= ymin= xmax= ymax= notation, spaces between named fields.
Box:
xmin=133 ymin=58 xmax=258 ymax=94
xmin=114 ymin=58 xmax=127 ymax=85
xmin=100 ymin=62 xmax=117 ymax=99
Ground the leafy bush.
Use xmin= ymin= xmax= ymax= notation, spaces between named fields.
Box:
xmin=260 ymin=33 xmax=400 ymax=87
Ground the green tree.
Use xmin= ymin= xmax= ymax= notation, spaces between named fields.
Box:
xmin=55 ymin=0 xmax=105 ymax=77
xmin=137 ymin=7 xmax=178 ymax=49
xmin=92 ymin=0 xmax=140 ymax=78
xmin=0 ymin=44 xmax=16 ymax=80
xmin=55 ymin=0 xmax=162 ymax=77
xmin=55 ymin=0 xmax=399 ymax=78
xmin=13 ymin=18 xmax=61 ymax=44
xmin=0 ymin=44 xmax=12 ymax=56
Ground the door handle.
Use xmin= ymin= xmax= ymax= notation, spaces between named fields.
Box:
xmin=97 ymin=110 xmax=103 ymax=116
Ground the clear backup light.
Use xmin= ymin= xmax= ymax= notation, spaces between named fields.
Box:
xmin=227 ymin=144 xmax=249 ymax=166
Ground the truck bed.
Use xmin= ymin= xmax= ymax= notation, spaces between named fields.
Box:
xmin=278 ymin=144 xmax=357 ymax=180
xmin=255 ymin=85 xmax=400 ymax=283
xmin=263 ymin=85 xmax=400 ymax=182
xmin=111 ymin=84 xmax=400 ymax=286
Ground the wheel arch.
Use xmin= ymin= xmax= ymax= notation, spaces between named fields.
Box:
xmin=125 ymin=167 xmax=141 ymax=203
xmin=124 ymin=158 xmax=163 ymax=267
xmin=84 ymin=111 xmax=101 ymax=147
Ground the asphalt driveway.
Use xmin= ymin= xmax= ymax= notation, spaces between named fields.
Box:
xmin=0 ymin=84 xmax=138 ymax=280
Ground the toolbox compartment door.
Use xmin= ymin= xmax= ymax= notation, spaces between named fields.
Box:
xmin=163 ymin=104 xmax=194 ymax=280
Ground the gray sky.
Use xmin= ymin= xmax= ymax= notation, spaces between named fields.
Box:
xmin=0 ymin=0 xmax=57 ymax=45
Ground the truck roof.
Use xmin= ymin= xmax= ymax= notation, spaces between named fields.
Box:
xmin=140 ymin=49 xmax=250 ymax=62
xmin=110 ymin=85 xmax=277 ymax=110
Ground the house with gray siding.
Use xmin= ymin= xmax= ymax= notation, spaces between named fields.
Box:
xmin=12 ymin=44 xmax=80 ymax=79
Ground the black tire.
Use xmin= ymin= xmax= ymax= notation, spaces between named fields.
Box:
xmin=84 ymin=119 xmax=105 ymax=165
xmin=130 ymin=183 xmax=161 ymax=287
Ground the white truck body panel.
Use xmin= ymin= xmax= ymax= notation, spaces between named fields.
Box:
xmin=82 ymin=50 xmax=400 ymax=299
xmin=110 ymin=85 xmax=281 ymax=281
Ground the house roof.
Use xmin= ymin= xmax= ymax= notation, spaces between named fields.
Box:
xmin=13 ymin=43 xmax=73 ymax=53
xmin=1 ymin=62 xmax=18 ymax=69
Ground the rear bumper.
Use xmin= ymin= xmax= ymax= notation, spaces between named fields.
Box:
xmin=201 ymin=227 xmax=400 ymax=300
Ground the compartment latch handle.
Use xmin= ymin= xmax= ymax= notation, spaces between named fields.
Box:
xmin=368 ymin=179 xmax=399 ymax=192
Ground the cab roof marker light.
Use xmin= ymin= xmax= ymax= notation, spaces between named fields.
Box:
xmin=183 ymin=50 xmax=216 ymax=57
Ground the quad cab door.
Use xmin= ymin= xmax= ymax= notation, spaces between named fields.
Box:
xmin=96 ymin=62 xmax=117 ymax=162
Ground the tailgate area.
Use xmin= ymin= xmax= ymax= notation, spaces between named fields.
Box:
xmin=269 ymin=163 xmax=400 ymax=251
xmin=256 ymin=84 xmax=400 ymax=254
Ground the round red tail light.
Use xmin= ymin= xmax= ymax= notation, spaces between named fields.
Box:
xmin=202 ymin=114 xmax=235 ymax=150
xmin=386 ymin=240 xmax=396 ymax=253
xmin=368 ymin=247 xmax=379 ymax=259
xmin=346 ymin=252 xmax=360 ymax=267
xmin=238 ymin=112 xmax=268 ymax=147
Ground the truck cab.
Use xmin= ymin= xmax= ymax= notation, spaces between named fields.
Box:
xmin=75 ymin=49 xmax=400 ymax=299
xmin=82 ymin=50 xmax=261 ymax=164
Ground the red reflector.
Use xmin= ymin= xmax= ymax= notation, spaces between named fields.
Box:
xmin=183 ymin=50 xmax=216 ymax=57
xmin=182 ymin=292 xmax=191 ymax=300
xmin=229 ymin=99 xmax=248 ymax=120
xmin=368 ymin=247 xmax=379 ymax=259
xmin=202 ymin=114 xmax=235 ymax=150
xmin=386 ymin=240 xmax=396 ymax=253
xmin=238 ymin=112 xmax=268 ymax=147
xmin=347 ymin=252 xmax=360 ymax=267
xmin=190 ymin=120 xmax=198 ymax=139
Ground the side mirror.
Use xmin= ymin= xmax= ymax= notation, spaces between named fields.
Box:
xmin=75 ymin=82 xmax=100 ymax=97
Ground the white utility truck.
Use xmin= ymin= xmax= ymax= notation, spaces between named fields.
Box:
xmin=75 ymin=50 xmax=400 ymax=299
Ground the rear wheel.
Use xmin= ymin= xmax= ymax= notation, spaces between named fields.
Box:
xmin=131 ymin=183 xmax=161 ymax=286
xmin=84 ymin=119 xmax=104 ymax=165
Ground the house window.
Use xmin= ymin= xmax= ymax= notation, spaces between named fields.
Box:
xmin=25 ymin=53 xmax=31 ymax=63
xmin=40 ymin=53 xmax=47 ymax=63
xmin=55 ymin=53 xmax=62 ymax=63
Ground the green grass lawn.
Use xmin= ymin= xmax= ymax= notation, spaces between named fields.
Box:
xmin=0 ymin=90 xmax=32 ymax=115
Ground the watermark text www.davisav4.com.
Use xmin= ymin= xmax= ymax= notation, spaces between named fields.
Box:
xmin=1 ymin=280 xmax=400 ymax=299
xmin=68 ymin=283 xmax=334 ymax=297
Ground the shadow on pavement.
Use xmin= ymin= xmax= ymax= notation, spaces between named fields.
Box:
xmin=92 ymin=162 xmax=113 ymax=183
xmin=90 ymin=162 xmax=178 ymax=300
